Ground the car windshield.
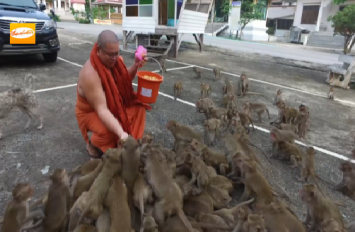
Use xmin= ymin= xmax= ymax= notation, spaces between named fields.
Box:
xmin=0 ymin=0 xmax=38 ymax=9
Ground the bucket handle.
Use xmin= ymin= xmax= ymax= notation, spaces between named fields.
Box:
xmin=147 ymin=57 xmax=164 ymax=76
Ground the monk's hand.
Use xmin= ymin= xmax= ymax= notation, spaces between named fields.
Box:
xmin=135 ymin=53 xmax=148 ymax=69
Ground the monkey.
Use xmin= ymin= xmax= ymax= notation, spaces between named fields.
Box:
xmin=166 ymin=120 xmax=202 ymax=152
xmin=203 ymin=118 xmax=222 ymax=146
xmin=328 ymin=87 xmax=335 ymax=100
xmin=209 ymin=175 xmax=234 ymax=194
xmin=208 ymin=106 xmax=228 ymax=120
xmin=233 ymin=205 xmax=251 ymax=232
xmin=299 ymin=104 xmax=311 ymax=132
xmin=1 ymin=183 xmax=44 ymax=232
xmin=274 ymin=89 xmax=285 ymax=105
xmin=44 ymin=169 xmax=72 ymax=232
xmin=226 ymin=116 xmax=248 ymax=138
xmin=68 ymin=191 xmax=91 ymax=230
xmin=236 ymin=214 xmax=267 ymax=232
xmin=319 ymin=218 xmax=342 ymax=232
xmin=238 ymin=73 xmax=249 ymax=97
xmin=299 ymin=184 xmax=345 ymax=232
xmin=195 ymin=97 xmax=214 ymax=119
xmin=223 ymin=77 xmax=234 ymax=94
xmin=142 ymin=146 xmax=195 ymax=232
xmin=71 ymin=160 xmax=104 ymax=202
xmin=237 ymin=136 xmax=272 ymax=164
xmin=277 ymin=141 xmax=302 ymax=167
xmin=173 ymin=82 xmax=184 ymax=100
xmin=205 ymin=184 xmax=232 ymax=209
xmin=213 ymin=67 xmax=222 ymax=80
xmin=104 ymin=174 xmax=132 ymax=232
xmin=190 ymin=139 xmax=229 ymax=175
xmin=237 ymin=158 xmax=274 ymax=205
xmin=270 ymin=101 xmax=287 ymax=125
xmin=254 ymin=198 xmax=306 ymax=232
xmin=292 ymin=112 xmax=308 ymax=139
xmin=211 ymin=198 xmax=254 ymax=227
xmin=347 ymin=220 xmax=355 ymax=232
xmin=269 ymin=128 xmax=298 ymax=153
xmin=281 ymin=106 xmax=299 ymax=124
xmin=195 ymin=212 xmax=229 ymax=232
xmin=73 ymin=224 xmax=97 ymax=232
xmin=183 ymin=151 xmax=210 ymax=193
xmin=201 ymin=83 xmax=212 ymax=98
xmin=238 ymin=112 xmax=255 ymax=133
xmin=141 ymin=210 xmax=159 ymax=232
xmin=333 ymin=160 xmax=355 ymax=199
xmin=76 ymin=148 xmax=122 ymax=225
xmin=193 ymin=66 xmax=203 ymax=78
xmin=120 ymin=136 xmax=141 ymax=230
xmin=227 ymin=152 xmax=250 ymax=181
xmin=96 ymin=208 xmax=111 ymax=232
xmin=68 ymin=159 xmax=102 ymax=177
xmin=183 ymin=190 xmax=214 ymax=217
xmin=277 ymin=123 xmax=298 ymax=134
xmin=133 ymin=173 xmax=154 ymax=221
xmin=242 ymin=102 xmax=270 ymax=123
xmin=222 ymin=92 xmax=238 ymax=110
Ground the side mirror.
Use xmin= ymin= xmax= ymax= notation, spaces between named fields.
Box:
xmin=40 ymin=3 xmax=46 ymax=11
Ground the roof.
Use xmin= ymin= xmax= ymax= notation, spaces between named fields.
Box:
xmin=71 ymin=0 xmax=85 ymax=3
xmin=93 ymin=0 xmax=122 ymax=5
xmin=268 ymin=14 xmax=294 ymax=19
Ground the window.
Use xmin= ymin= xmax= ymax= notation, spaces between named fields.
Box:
xmin=277 ymin=19 xmax=293 ymax=30
xmin=126 ymin=0 xmax=153 ymax=17
xmin=301 ymin=5 xmax=320 ymax=24
xmin=271 ymin=2 xmax=282 ymax=6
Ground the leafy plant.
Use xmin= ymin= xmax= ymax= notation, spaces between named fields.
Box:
xmin=79 ymin=18 xmax=91 ymax=24
xmin=328 ymin=4 xmax=355 ymax=54
xmin=92 ymin=6 xmax=108 ymax=19
xmin=220 ymin=0 xmax=232 ymax=16
xmin=266 ymin=26 xmax=274 ymax=35
xmin=238 ymin=0 xmax=263 ymax=40
xmin=332 ymin=0 xmax=347 ymax=4
xmin=48 ymin=13 xmax=61 ymax=22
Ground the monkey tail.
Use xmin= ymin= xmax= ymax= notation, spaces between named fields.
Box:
xmin=244 ymin=139 xmax=272 ymax=164
xmin=266 ymin=108 xmax=270 ymax=119
xmin=176 ymin=207 xmax=195 ymax=232
xmin=248 ymin=116 xmax=255 ymax=131
xmin=191 ymin=222 xmax=234 ymax=230
xmin=230 ymin=198 xmax=255 ymax=213
xmin=246 ymin=92 xmax=266 ymax=97
xmin=24 ymin=73 xmax=35 ymax=90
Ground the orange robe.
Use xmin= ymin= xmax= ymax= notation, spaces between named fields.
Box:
xmin=75 ymin=46 xmax=150 ymax=153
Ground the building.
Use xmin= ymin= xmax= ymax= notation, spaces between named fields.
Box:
xmin=267 ymin=0 xmax=296 ymax=38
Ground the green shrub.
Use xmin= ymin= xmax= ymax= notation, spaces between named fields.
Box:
xmin=266 ymin=27 xmax=274 ymax=35
xmin=48 ymin=14 xmax=61 ymax=22
xmin=78 ymin=18 xmax=91 ymax=24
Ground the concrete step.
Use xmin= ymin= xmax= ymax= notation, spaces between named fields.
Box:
xmin=306 ymin=33 xmax=344 ymax=49
xmin=205 ymin=23 xmax=228 ymax=35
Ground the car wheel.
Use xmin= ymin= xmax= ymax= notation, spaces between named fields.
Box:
xmin=43 ymin=52 xmax=57 ymax=63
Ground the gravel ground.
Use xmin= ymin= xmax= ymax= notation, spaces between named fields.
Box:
xmin=0 ymin=29 xmax=354 ymax=225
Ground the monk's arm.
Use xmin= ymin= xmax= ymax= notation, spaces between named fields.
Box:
xmin=82 ymin=72 xmax=126 ymax=138
xmin=127 ymin=63 xmax=139 ymax=81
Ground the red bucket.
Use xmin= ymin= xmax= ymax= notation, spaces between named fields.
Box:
xmin=137 ymin=71 xmax=163 ymax=104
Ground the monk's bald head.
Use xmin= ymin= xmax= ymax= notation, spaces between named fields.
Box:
xmin=97 ymin=30 xmax=119 ymax=49
xmin=97 ymin=30 xmax=120 ymax=68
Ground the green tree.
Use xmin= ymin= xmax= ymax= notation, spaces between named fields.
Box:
xmin=328 ymin=4 xmax=355 ymax=54
xmin=220 ymin=0 xmax=232 ymax=16
xmin=332 ymin=0 xmax=347 ymax=4
xmin=238 ymin=0 xmax=263 ymax=40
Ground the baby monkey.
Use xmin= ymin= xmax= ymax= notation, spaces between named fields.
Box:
xmin=173 ymin=82 xmax=184 ymax=100
xmin=328 ymin=87 xmax=334 ymax=100
xmin=213 ymin=67 xmax=222 ymax=80
xmin=200 ymin=83 xmax=212 ymax=98
xmin=193 ymin=66 xmax=203 ymax=78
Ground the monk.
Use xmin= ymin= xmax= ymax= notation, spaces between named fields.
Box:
xmin=75 ymin=30 xmax=151 ymax=159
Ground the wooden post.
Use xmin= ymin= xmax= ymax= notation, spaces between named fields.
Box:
xmin=123 ymin=30 xmax=127 ymax=50
xmin=174 ymin=0 xmax=177 ymax=26
xmin=199 ymin=33 xmax=204 ymax=52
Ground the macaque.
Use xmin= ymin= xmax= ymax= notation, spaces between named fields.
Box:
xmin=44 ymin=169 xmax=72 ymax=232
xmin=233 ymin=205 xmax=251 ymax=232
xmin=201 ymin=83 xmax=212 ymax=98
xmin=228 ymin=116 xmax=248 ymax=138
xmin=195 ymin=97 xmax=214 ymax=119
xmin=277 ymin=123 xmax=297 ymax=134
xmin=238 ymin=112 xmax=255 ymax=133
xmin=68 ymin=159 xmax=102 ymax=177
xmin=76 ymin=148 xmax=122 ymax=225
xmin=299 ymin=104 xmax=310 ymax=132
xmin=347 ymin=220 xmax=355 ymax=232
xmin=299 ymin=184 xmax=345 ymax=232
xmin=213 ymin=67 xmax=222 ymax=80
xmin=274 ymin=89 xmax=285 ymax=105
xmin=173 ymin=82 xmax=184 ymax=100
xmin=183 ymin=151 xmax=210 ymax=193
xmin=143 ymin=146 xmax=195 ymax=232
xmin=223 ymin=78 xmax=234 ymax=94
xmin=141 ymin=211 xmax=159 ymax=232
xmin=238 ymin=73 xmax=249 ymax=97
xmin=293 ymin=112 xmax=308 ymax=139
xmin=328 ymin=87 xmax=334 ymax=100
xmin=333 ymin=161 xmax=355 ymax=199
xmin=278 ymin=141 xmax=302 ymax=167
xmin=203 ymin=118 xmax=222 ymax=146
xmin=237 ymin=158 xmax=274 ymax=205
xmin=208 ymin=106 xmax=228 ymax=120
xmin=238 ymin=214 xmax=267 ymax=232
xmin=73 ymin=224 xmax=97 ymax=232
xmin=166 ymin=120 xmax=202 ymax=152
xmin=223 ymin=92 xmax=238 ymax=110
xmin=1 ymin=183 xmax=44 ymax=232
xmin=195 ymin=212 xmax=228 ymax=232
xmin=205 ymin=184 xmax=232 ymax=209
xmin=133 ymin=173 xmax=154 ymax=220
xmin=270 ymin=128 xmax=298 ymax=153
xmin=319 ymin=218 xmax=341 ymax=232
xmin=281 ymin=106 xmax=298 ymax=124
xmin=243 ymin=102 xmax=270 ymax=123
xmin=193 ymin=66 xmax=203 ymax=78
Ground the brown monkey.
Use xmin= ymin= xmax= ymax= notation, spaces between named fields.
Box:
xmin=77 ymin=148 xmax=122 ymax=225
xmin=223 ymin=77 xmax=234 ymax=94
xmin=183 ymin=151 xmax=210 ymax=193
xmin=203 ymin=118 xmax=222 ymax=146
xmin=274 ymin=89 xmax=285 ymax=105
xmin=209 ymin=106 xmax=228 ymax=120
xmin=347 ymin=220 xmax=355 ymax=232
xmin=195 ymin=97 xmax=214 ymax=119
xmin=44 ymin=169 xmax=72 ymax=232
xmin=328 ymin=87 xmax=334 ymax=100
xmin=270 ymin=128 xmax=298 ymax=152
xmin=281 ymin=106 xmax=299 ymax=124
xmin=213 ymin=67 xmax=222 ymax=80
xmin=143 ymin=146 xmax=195 ymax=232
xmin=243 ymin=102 xmax=270 ymax=123
xmin=333 ymin=161 xmax=355 ymax=199
xmin=226 ymin=116 xmax=248 ymax=138
xmin=73 ymin=224 xmax=97 ymax=232
xmin=68 ymin=159 xmax=102 ymax=177
xmin=183 ymin=190 xmax=214 ymax=217
xmin=238 ymin=112 xmax=255 ymax=133
xmin=193 ymin=66 xmax=203 ymax=78
xmin=238 ymin=158 xmax=274 ymax=205
xmin=209 ymin=175 xmax=234 ymax=194
xmin=299 ymin=104 xmax=311 ymax=132
xmin=319 ymin=218 xmax=341 ymax=232
xmin=299 ymin=184 xmax=345 ymax=232
xmin=238 ymin=73 xmax=249 ymax=97
xmin=173 ymin=82 xmax=184 ymax=100
xmin=190 ymin=139 xmax=229 ymax=175
xmin=238 ymin=214 xmax=267 ymax=232
xmin=95 ymin=208 xmax=111 ymax=232
xmin=133 ymin=173 xmax=154 ymax=220
xmin=141 ymin=210 xmax=159 ymax=232
xmin=201 ymin=83 xmax=212 ymax=98
xmin=166 ymin=120 xmax=202 ymax=152
xmin=223 ymin=92 xmax=238 ymax=110
xmin=68 ymin=192 xmax=92 ymax=230
xmin=278 ymin=141 xmax=302 ymax=167
xmin=195 ymin=212 xmax=228 ymax=232
xmin=277 ymin=123 xmax=297 ymax=134
xmin=104 ymin=174 xmax=132 ymax=232
xmin=1 ymin=183 xmax=44 ymax=232
xmin=293 ymin=112 xmax=308 ymax=139
xmin=270 ymin=101 xmax=287 ymax=125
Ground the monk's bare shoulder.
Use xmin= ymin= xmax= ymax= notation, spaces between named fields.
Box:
xmin=78 ymin=60 xmax=102 ymax=95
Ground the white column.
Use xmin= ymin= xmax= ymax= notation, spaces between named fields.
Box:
xmin=68 ymin=0 xmax=71 ymax=8
xmin=316 ymin=0 xmax=324 ymax=31
xmin=58 ymin=0 xmax=61 ymax=9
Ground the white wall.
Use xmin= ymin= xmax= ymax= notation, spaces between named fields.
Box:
xmin=293 ymin=0 xmax=321 ymax=31
xmin=275 ymin=29 xmax=289 ymax=36
xmin=268 ymin=6 xmax=296 ymax=19
xmin=177 ymin=10 xmax=209 ymax=34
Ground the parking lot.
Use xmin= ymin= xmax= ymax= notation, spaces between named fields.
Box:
xmin=1 ymin=29 xmax=355 ymax=221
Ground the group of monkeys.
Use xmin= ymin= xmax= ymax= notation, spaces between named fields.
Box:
xmin=1 ymin=69 xmax=355 ymax=232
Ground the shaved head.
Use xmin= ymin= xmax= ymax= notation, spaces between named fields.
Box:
xmin=97 ymin=30 xmax=119 ymax=49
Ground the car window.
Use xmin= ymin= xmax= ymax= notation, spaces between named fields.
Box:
xmin=0 ymin=0 xmax=38 ymax=9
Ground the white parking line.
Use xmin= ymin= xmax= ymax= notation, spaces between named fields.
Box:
xmin=166 ymin=59 xmax=355 ymax=107
xmin=42 ymin=56 xmax=351 ymax=162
